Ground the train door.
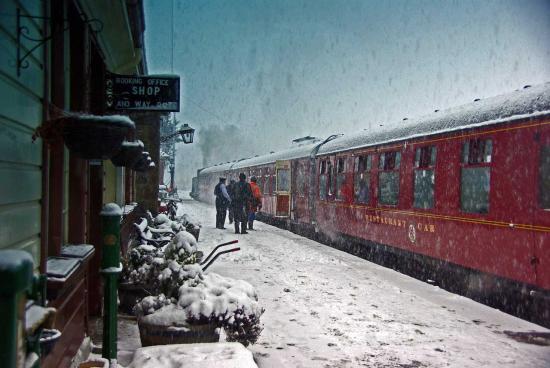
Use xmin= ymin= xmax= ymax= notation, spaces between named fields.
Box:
xmin=275 ymin=160 xmax=291 ymax=217
xmin=534 ymin=125 xmax=550 ymax=290
xmin=291 ymin=159 xmax=310 ymax=222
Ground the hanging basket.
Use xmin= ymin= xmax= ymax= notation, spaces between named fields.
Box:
xmin=133 ymin=152 xmax=154 ymax=172
xmin=62 ymin=115 xmax=135 ymax=159
xmin=111 ymin=140 xmax=144 ymax=167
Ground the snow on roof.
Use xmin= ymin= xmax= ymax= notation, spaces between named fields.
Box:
xmin=318 ymin=83 xmax=550 ymax=156
xmin=200 ymin=141 xmax=320 ymax=174
xmin=200 ymin=83 xmax=550 ymax=175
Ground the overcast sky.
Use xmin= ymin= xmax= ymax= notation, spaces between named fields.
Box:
xmin=144 ymin=0 xmax=550 ymax=188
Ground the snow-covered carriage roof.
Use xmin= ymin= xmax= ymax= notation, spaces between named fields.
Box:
xmin=199 ymin=142 xmax=320 ymax=174
xmin=318 ymin=82 xmax=550 ymax=156
xmin=200 ymin=83 xmax=550 ymax=175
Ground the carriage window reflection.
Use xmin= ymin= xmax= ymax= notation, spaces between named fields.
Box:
xmin=336 ymin=157 xmax=346 ymax=200
xmin=413 ymin=146 xmax=436 ymax=209
xmin=354 ymin=155 xmax=371 ymax=204
xmin=378 ymin=151 xmax=401 ymax=205
xmin=319 ymin=159 xmax=328 ymax=200
xmin=461 ymin=139 xmax=492 ymax=213
xmin=296 ymin=164 xmax=306 ymax=197
xmin=276 ymin=168 xmax=290 ymax=192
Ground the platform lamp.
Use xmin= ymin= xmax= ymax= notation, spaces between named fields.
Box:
xmin=160 ymin=123 xmax=195 ymax=194
xmin=161 ymin=123 xmax=195 ymax=143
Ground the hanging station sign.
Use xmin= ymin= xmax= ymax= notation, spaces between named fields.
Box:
xmin=105 ymin=73 xmax=180 ymax=112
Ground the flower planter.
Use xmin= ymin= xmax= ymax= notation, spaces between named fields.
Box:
xmin=138 ymin=318 xmax=219 ymax=347
xmin=62 ymin=115 xmax=135 ymax=159
xmin=111 ymin=140 xmax=144 ymax=167
xmin=118 ymin=282 xmax=154 ymax=315
xmin=78 ymin=358 xmax=109 ymax=368
xmin=40 ymin=328 xmax=61 ymax=356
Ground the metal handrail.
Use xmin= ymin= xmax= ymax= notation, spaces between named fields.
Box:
xmin=200 ymin=240 xmax=239 ymax=266
xmin=201 ymin=247 xmax=241 ymax=272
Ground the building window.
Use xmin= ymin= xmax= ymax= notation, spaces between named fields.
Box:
xmin=461 ymin=139 xmax=492 ymax=213
xmin=540 ymin=145 xmax=550 ymax=209
xmin=413 ymin=146 xmax=436 ymax=209
xmin=354 ymin=155 xmax=371 ymax=204
xmin=378 ymin=151 xmax=401 ymax=205
xmin=335 ymin=157 xmax=346 ymax=200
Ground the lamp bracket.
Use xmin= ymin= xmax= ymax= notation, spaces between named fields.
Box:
xmin=16 ymin=7 xmax=103 ymax=77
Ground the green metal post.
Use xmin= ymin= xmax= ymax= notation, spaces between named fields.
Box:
xmin=100 ymin=203 xmax=122 ymax=361
xmin=0 ymin=250 xmax=34 ymax=368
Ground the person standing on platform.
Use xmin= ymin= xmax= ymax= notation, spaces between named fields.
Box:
xmin=230 ymin=173 xmax=252 ymax=234
xmin=214 ymin=177 xmax=231 ymax=229
xmin=248 ymin=176 xmax=262 ymax=230
xmin=227 ymin=179 xmax=236 ymax=224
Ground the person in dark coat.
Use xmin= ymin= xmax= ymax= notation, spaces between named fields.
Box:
xmin=214 ymin=177 xmax=231 ymax=229
xmin=227 ymin=179 xmax=236 ymax=224
xmin=230 ymin=173 xmax=252 ymax=234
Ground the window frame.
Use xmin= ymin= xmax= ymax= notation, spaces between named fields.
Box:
xmin=378 ymin=150 xmax=402 ymax=206
xmin=318 ymin=159 xmax=329 ymax=200
xmin=335 ymin=156 xmax=347 ymax=201
xmin=412 ymin=145 xmax=437 ymax=210
xmin=353 ymin=154 xmax=372 ymax=205
xmin=460 ymin=138 xmax=493 ymax=214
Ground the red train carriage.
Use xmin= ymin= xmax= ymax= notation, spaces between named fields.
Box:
xmin=196 ymin=83 xmax=550 ymax=327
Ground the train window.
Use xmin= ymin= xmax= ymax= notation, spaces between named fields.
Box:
xmin=540 ymin=146 xmax=550 ymax=208
xmin=378 ymin=151 xmax=401 ymax=205
xmin=463 ymin=139 xmax=492 ymax=164
xmin=336 ymin=157 xmax=346 ymax=200
xmin=354 ymin=155 xmax=371 ymax=204
xmin=379 ymin=151 xmax=401 ymax=170
xmin=263 ymin=175 xmax=269 ymax=194
xmin=320 ymin=160 xmax=327 ymax=174
xmin=319 ymin=159 xmax=329 ymax=200
xmin=327 ymin=160 xmax=334 ymax=196
xmin=277 ymin=169 xmax=290 ymax=192
xmin=461 ymin=139 xmax=492 ymax=213
xmin=296 ymin=164 xmax=306 ymax=197
xmin=413 ymin=146 xmax=436 ymax=209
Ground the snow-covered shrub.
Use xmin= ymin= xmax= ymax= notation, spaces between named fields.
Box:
xmin=164 ymin=231 xmax=200 ymax=264
xmin=122 ymin=244 xmax=166 ymax=286
xmin=134 ymin=294 xmax=174 ymax=316
xmin=135 ymin=270 xmax=264 ymax=346
xmin=135 ymin=271 xmax=264 ymax=346
xmin=156 ymin=262 xmax=203 ymax=298
xmin=178 ymin=273 xmax=264 ymax=346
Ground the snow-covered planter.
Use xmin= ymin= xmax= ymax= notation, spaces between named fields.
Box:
xmin=137 ymin=302 xmax=220 ymax=346
xmin=135 ymin=272 xmax=264 ymax=346
xmin=33 ymin=114 xmax=135 ymax=159
xmin=164 ymin=231 xmax=201 ymax=265
xmin=111 ymin=140 xmax=144 ymax=167
xmin=120 ymin=229 xmax=204 ymax=313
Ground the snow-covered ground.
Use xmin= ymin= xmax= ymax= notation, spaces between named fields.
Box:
xmin=174 ymin=200 xmax=550 ymax=368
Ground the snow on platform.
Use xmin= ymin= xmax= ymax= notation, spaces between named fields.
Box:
xmin=127 ymin=342 xmax=257 ymax=368
xmin=179 ymin=200 xmax=550 ymax=368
